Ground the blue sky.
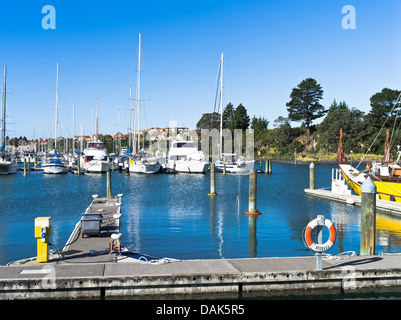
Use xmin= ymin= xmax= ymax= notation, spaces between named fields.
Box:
xmin=1 ymin=0 xmax=401 ymax=139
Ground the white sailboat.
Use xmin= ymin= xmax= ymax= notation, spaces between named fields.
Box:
xmin=128 ymin=33 xmax=161 ymax=174
xmin=42 ymin=61 xmax=68 ymax=174
xmin=0 ymin=65 xmax=17 ymax=175
xmin=81 ymin=99 xmax=110 ymax=173
xmin=213 ymin=51 xmax=254 ymax=175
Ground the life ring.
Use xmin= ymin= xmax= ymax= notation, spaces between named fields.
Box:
xmin=305 ymin=218 xmax=337 ymax=252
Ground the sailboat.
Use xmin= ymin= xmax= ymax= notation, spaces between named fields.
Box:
xmin=338 ymin=128 xmax=401 ymax=202
xmin=0 ymin=65 xmax=17 ymax=175
xmin=213 ymin=51 xmax=254 ymax=175
xmin=128 ymin=33 xmax=161 ymax=174
xmin=42 ymin=62 xmax=68 ymax=174
xmin=80 ymin=99 xmax=110 ymax=173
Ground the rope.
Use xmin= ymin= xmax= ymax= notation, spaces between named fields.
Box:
xmin=356 ymin=92 xmax=401 ymax=170
xmin=301 ymin=225 xmax=357 ymax=260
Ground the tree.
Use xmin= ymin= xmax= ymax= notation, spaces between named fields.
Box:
xmin=222 ymin=103 xmax=234 ymax=130
xmin=367 ymin=88 xmax=401 ymax=130
xmin=196 ymin=112 xmax=220 ymax=130
xmin=286 ymin=78 xmax=326 ymax=141
xmin=233 ymin=104 xmax=250 ymax=130
xmin=317 ymin=100 xmax=367 ymax=153
xmin=251 ymin=116 xmax=268 ymax=139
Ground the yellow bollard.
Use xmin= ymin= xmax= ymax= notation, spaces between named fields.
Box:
xmin=34 ymin=217 xmax=52 ymax=263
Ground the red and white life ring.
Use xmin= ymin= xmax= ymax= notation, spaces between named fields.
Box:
xmin=305 ymin=218 xmax=337 ymax=252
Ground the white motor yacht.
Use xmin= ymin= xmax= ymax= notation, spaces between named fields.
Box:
xmin=81 ymin=141 xmax=110 ymax=173
xmin=163 ymin=140 xmax=209 ymax=173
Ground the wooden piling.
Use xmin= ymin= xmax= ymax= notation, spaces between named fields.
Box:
xmin=309 ymin=162 xmax=315 ymax=190
xmin=361 ymin=177 xmax=377 ymax=256
xmin=245 ymin=170 xmax=261 ymax=215
xmin=77 ymin=157 xmax=81 ymax=175
xmin=107 ymin=167 xmax=112 ymax=198
xmin=248 ymin=215 xmax=258 ymax=257
xmin=208 ymin=163 xmax=217 ymax=196
xmin=23 ymin=158 xmax=27 ymax=176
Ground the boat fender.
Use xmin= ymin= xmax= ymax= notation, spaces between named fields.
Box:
xmin=366 ymin=163 xmax=370 ymax=170
xmin=305 ymin=218 xmax=337 ymax=252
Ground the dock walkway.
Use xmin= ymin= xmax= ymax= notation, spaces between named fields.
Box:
xmin=305 ymin=188 xmax=401 ymax=216
xmin=3 ymin=195 xmax=401 ymax=299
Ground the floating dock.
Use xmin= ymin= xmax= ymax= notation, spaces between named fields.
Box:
xmin=3 ymin=195 xmax=401 ymax=299
xmin=305 ymin=188 xmax=401 ymax=216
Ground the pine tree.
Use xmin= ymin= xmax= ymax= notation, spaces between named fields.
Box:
xmin=286 ymin=78 xmax=326 ymax=141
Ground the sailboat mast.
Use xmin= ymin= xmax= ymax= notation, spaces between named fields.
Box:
xmin=219 ymin=51 xmax=224 ymax=157
xmin=95 ymin=98 xmax=99 ymax=142
xmin=2 ymin=65 xmax=6 ymax=149
xmin=55 ymin=61 xmax=59 ymax=151
xmin=72 ymin=101 xmax=75 ymax=154
xmin=129 ymin=85 xmax=133 ymax=153
xmin=136 ymin=32 xmax=141 ymax=153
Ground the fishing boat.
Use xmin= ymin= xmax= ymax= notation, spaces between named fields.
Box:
xmin=128 ymin=33 xmax=161 ymax=174
xmin=212 ymin=51 xmax=254 ymax=174
xmin=163 ymin=139 xmax=209 ymax=173
xmin=0 ymin=65 xmax=17 ymax=175
xmin=337 ymin=128 xmax=401 ymax=202
xmin=80 ymin=99 xmax=110 ymax=173
xmin=42 ymin=62 xmax=68 ymax=174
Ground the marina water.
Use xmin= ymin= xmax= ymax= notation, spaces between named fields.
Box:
xmin=1 ymin=162 xmax=401 ymax=266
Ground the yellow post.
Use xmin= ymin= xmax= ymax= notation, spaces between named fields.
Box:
xmin=35 ymin=217 xmax=52 ymax=263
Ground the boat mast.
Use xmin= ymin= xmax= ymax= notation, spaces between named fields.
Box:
xmin=129 ymin=85 xmax=132 ymax=153
xmin=136 ymin=32 xmax=141 ymax=153
xmin=72 ymin=101 xmax=75 ymax=155
xmin=95 ymin=98 xmax=99 ymax=142
xmin=55 ymin=61 xmax=59 ymax=151
xmin=1 ymin=65 xmax=6 ymax=149
xmin=219 ymin=51 xmax=224 ymax=157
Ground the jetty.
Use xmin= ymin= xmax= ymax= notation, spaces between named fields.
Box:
xmin=305 ymin=188 xmax=401 ymax=216
xmin=2 ymin=195 xmax=401 ymax=300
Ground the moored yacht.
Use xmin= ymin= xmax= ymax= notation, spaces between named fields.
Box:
xmin=42 ymin=149 xmax=68 ymax=174
xmin=81 ymin=140 xmax=110 ymax=173
xmin=163 ymin=140 xmax=209 ymax=173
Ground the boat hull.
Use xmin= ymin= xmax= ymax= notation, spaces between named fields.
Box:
xmin=215 ymin=161 xmax=254 ymax=175
xmin=129 ymin=163 xmax=161 ymax=174
xmin=163 ymin=161 xmax=209 ymax=174
xmin=82 ymin=160 xmax=110 ymax=173
xmin=0 ymin=161 xmax=17 ymax=175
xmin=42 ymin=163 xmax=68 ymax=174
xmin=340 ymin=164 xmax=401 ymax=202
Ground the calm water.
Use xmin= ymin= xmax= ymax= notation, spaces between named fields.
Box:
xmin=1 ymin=162 xmax=401 ymax=265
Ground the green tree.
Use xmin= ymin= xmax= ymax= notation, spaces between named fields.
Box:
xmin=196 ymin=112 xmax=220 ymax=130
xmin=251 ymin=116 xmax=268 ymax=139
xmin=222 ymin=103 xmax=234 ymax=130
xmin=233 ymin=104 xmax=250 ymax=130
xmin=286 ymin=78 xmax=326 ymax=141
xmin=317 ymin=100 xmax=367 ymax=153
xmin=367 ymin=88 xmax=401 ymax=130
